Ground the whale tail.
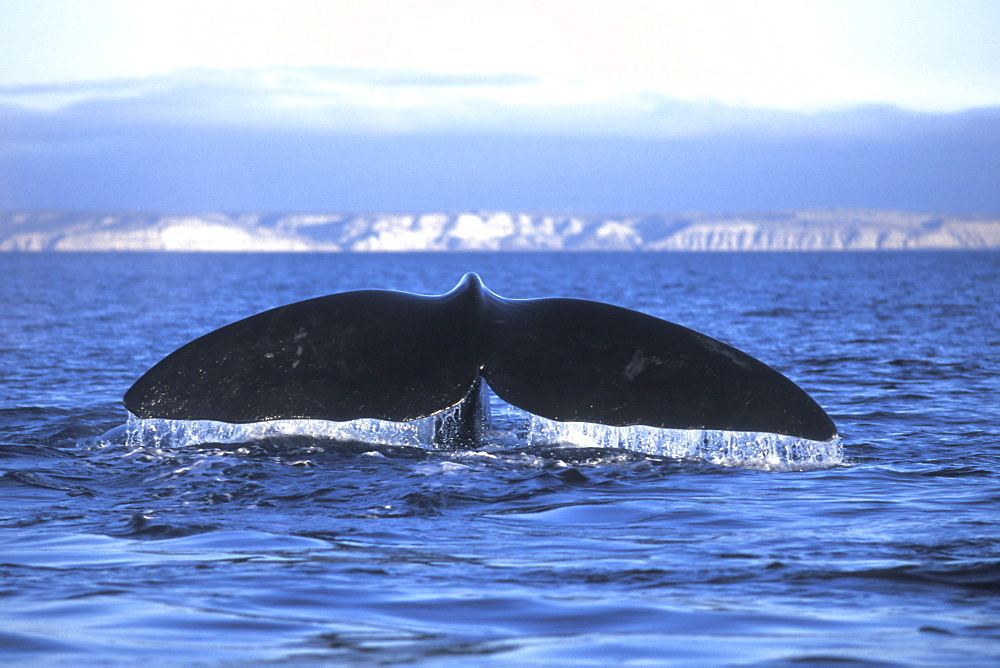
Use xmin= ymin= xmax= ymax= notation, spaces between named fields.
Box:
xmin=124 ymin=273 xmax=837 ymax=445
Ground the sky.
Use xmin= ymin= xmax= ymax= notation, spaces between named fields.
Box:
xmin=1 ymin=0 xmax=999 ymax=213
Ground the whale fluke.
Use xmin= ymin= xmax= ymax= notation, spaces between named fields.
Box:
xmin=124 ymin=273 xmax=837 ymax=444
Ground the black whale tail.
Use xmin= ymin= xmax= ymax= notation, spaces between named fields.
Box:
xmin=124 ymin=273 xmax=838 ymax=445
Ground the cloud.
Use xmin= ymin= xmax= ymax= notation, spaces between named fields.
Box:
xmin=296 ymin=67 xmax=542 ymax=89
xmin=0 ymin=66 xmax=998 ymax=213
xmin=7 ymin=64 xmax=992 ymax=141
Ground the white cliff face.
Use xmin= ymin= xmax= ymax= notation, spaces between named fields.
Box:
xmin=51 ymin=218 xmax=312 ymax=252
xmin=1 ymin=209 xmax=998 ymax=252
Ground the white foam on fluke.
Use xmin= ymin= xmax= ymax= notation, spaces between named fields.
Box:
xmin=113 ymin=407 xmax=842 ymax=471
xmin=527 ymin=415 xmax=843 ymax=471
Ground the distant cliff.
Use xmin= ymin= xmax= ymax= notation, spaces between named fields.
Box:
xmin=2 ymin=209 xmax=998 ymax=251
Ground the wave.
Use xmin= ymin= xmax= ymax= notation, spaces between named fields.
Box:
xmin=795 ymin=561 xmax=1000 ymax=593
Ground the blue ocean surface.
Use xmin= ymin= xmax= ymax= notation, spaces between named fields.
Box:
xmin=1 ymin=251 xmax=998 ymax=665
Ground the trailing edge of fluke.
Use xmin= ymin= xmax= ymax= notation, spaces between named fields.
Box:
xmin=124 ymin=273 xmax=838 ymax=445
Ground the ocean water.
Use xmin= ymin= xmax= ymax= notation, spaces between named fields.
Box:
xmin=1 ymin=251 xmax=998 ymax=665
